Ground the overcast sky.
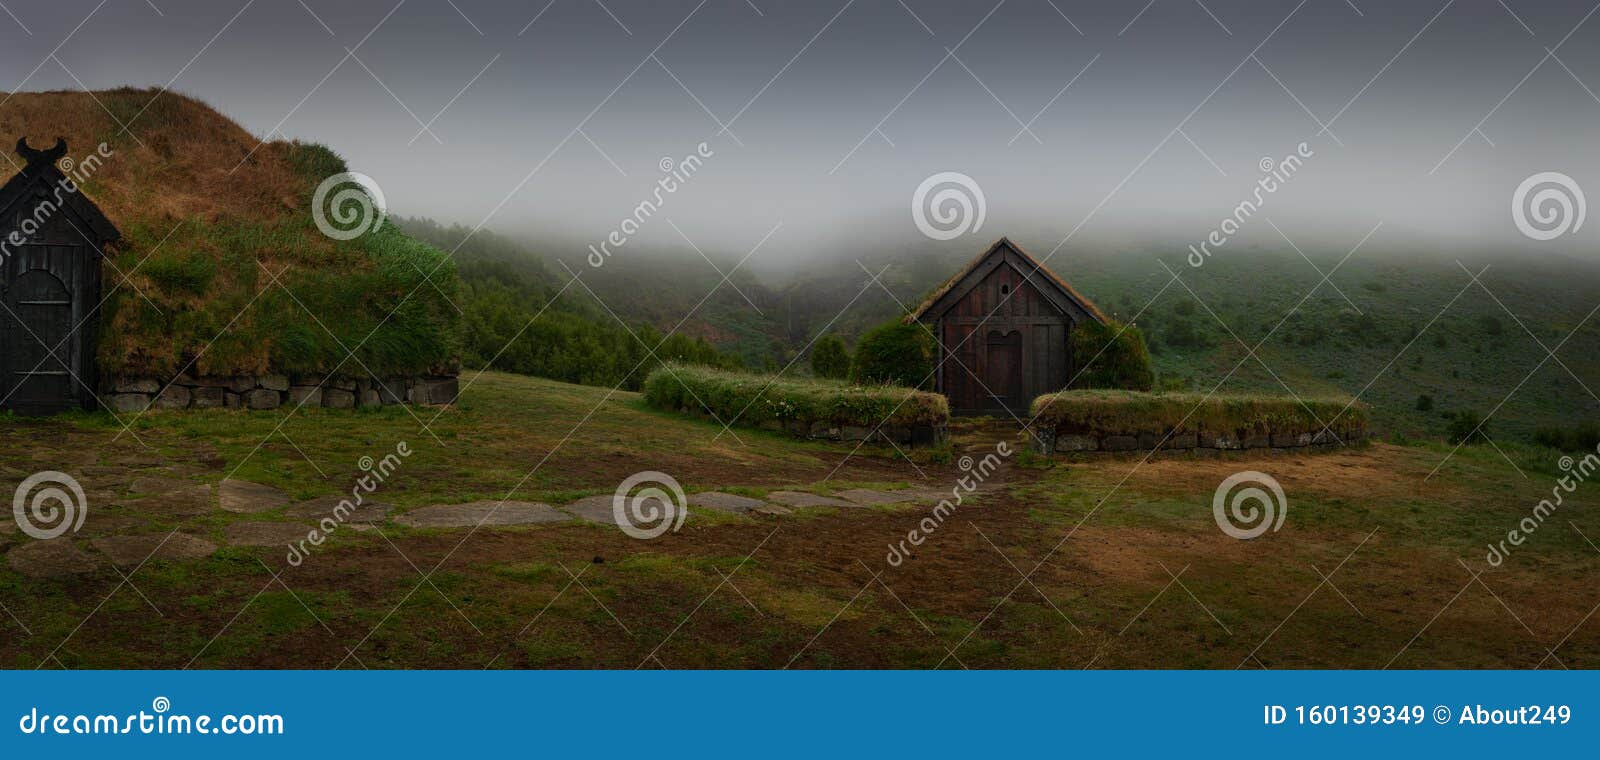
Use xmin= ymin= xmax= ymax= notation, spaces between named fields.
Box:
xmin=4 ymin=0 xmax=1599 ymax=267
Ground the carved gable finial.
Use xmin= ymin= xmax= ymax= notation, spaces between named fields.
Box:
xmin=16 ymin=136 xmax=67 ymax=167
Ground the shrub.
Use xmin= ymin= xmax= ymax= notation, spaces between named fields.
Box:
xmin=1445 ymin=410 xmax=1488 ymax=445
xmin=851 ymin=320 xmax=934 ymax=388
xmin=1532 ymin=423 xmax=1600 ymax=451
xmin=1030 ymin=390 xmax=1366 ymax=437
xmin=1415 ymin=394 xmax=1434 ymax=412
xmin=1159 ymin=316 xmax=1211 ymax=349
xmin=643 ymin=363 xmax=947 ymax=431
xmin=810 ymin=334 xmax=851 ymax=380
xmin=1068 ymin=319 xmax=1155 ymax=391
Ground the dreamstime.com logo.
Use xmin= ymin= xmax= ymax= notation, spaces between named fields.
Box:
xmin=1212 ymin=471 xmax=1287 ymax=540
xmin=911 ymin=171 xmax=986 ymax=241
xmin=17 ymin=696 xmax=284 ymax=736
xmin=12 ymin=471 xmax=87 ymax=539
xmin=612 ymin=471 xmax=687 ymax=540
xmin=1512 ymin=171 xmax=1585 ymax=241
xmin=312 ymin=171 xmax=387 ymax=240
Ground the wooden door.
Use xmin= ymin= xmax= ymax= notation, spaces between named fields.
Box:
xmin=984 ymin=329 xmax=1023 ymax=415
xmin=3 ymin=268 xmax=76 ymax=414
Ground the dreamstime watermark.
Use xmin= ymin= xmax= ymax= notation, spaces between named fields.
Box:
xmin=285 ymin=441 xmax=412 ymax=566
xmin=1511 ymin=171 xmax=1585 ymax=241
xmin=1484 ymin=444 xmax=1599 ymax=567
xmin=16 ymin=696 xmax=284 ymax=736
xmin=1187 ymin=142 xmax=1314 ymax=268
xmin=612 ymin=470 xmax=687 ymax=540
xmin=885 ymin=441 xmax=1013 ymax=566
xmin=12 ymin=470 xmax=87 ymax=540
xmin=0 ymin=141 xmax=115 ymax=262
xmin=311 ymin=171 xmax=387 ymax=240
xmin=587 ymin=142 xmax=714 ymax=268
xmin=911 ymin=171 xmax=986 ymax=241
xmin=1212 ymin=471 xmax=1287 ymax=540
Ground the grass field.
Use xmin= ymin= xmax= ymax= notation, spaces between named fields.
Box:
xmin=0 ymin=371 xmax=1595 ymax=669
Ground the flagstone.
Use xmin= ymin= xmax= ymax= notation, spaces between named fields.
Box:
xmin=687 ymin=491 xmax=765 ymax=514
xmin=219 ymin=479 xmax=290 ymax=514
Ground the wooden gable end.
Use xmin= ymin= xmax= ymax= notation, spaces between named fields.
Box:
xmin=909 ymin=237 xmax=1104 ymax=327
xmin=913 ymin=238 xmax=1105 ymax=416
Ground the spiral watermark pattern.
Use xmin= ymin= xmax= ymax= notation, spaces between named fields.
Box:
xmin=12 ymin=470 xmax=88 ymax=540
xmin=612 ymin=470 xmax=688 ymax=540
xmin=1212 ymin=470 xmax=1287 ymax=540
xmin=1512 ymin=171 xmax=1585 ymax=241
xmin=152 ymin=696 xmax=171 ymax=714
xmin=312 ymin=171 xmax=387 ymax=240
xmin=912 ymin=171 xmax=986 ymax=241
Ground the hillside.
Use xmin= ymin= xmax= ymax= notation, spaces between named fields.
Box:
xmin=396 ymin=218 xmax=739 ymax=389
xmin=0 ymin=88 xmax=459 ymax=379
xmin=569 ymin=237 xmax=1600 ymax=444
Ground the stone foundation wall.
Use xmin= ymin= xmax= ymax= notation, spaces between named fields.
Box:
xmin=1030 ymin=425 xmax=1366 ymax=455
xmin=102 ymin=374 xmax=460 ymax=413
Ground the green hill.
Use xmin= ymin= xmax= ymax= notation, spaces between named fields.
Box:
xmin=0 ymin=88 xmax=459 ymax=379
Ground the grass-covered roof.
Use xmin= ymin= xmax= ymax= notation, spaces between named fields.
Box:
xmin=0 ymin=87 xmax=459 ymax=379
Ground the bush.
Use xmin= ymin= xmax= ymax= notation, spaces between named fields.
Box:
xmin=1068 ymin=319 xmax=1155 ymax=391
xmin=810 ymin=334 xmax=851 ymax=380
xmin=1445 ymin=410 xmax=1488 ymax=445
xmin=1532 ymin=423 xmax=1600 ymax=452
xmin=1030 ymin=390 xmax=1366 ymax=437
xmin=1159 ymin=316 xmax=1211 ymax=348
xmin=1415 ymin=394 xmax=1433 ymax=412
xmin=851 ymin=320 xmax=934 ymax=388
xmin=643 ymin=363 xmax=948 ymax=431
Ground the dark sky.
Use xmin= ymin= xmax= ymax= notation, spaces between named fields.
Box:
xmin=4 ymin=0 xmax=1599 ymax=265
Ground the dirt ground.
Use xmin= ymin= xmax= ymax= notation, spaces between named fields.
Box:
xmin=1 ymin=374 xmax=1595 ymax=669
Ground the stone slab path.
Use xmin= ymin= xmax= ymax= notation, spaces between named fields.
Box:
xmin=561 ymin=495 xmax=625 ymax=526
xmin=1 ymin=466 xmax=995 ymax=575
xmin=219 ymin=478 xmax=290 ymax=513
xmin=688 ymin=491 xmax=766 ymax=514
